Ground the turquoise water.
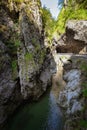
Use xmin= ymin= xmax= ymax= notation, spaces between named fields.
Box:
xmin=4 ymin=89 xmax=63 ymax=130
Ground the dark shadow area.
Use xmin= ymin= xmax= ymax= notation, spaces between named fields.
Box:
xmin=54 ymin=30 xmax=87 ymax=54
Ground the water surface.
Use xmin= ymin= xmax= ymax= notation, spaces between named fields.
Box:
xmin=4 ymin=89 xmax=63 ymax=130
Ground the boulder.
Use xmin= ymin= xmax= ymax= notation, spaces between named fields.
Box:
xmin=56 ymin=20 xmax=87 ymax=54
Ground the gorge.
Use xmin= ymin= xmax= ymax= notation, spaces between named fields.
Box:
xmin=0 ymin=0 xmax=87 ymax=130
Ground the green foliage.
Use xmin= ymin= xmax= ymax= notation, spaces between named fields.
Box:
xmin=80 ymin=62 xmax=87 ymax=97
xmin=35 ymin=44 xmax=41 ymax=52
xmin=14 ymin=40 xmax=21 ymax=47
xmin=42 ymin=6 xmax=56 ymax=44
xmin=80 ymin=62 xmax=87 ymax=71
xmin=80 ymin=120 xmax=87 ymax=128
xmin=25 ymin=52 xmax=33 ymax=61
xmin=56 ymin=0 xmax=87 ymax=34
xmin=39 ymin=50 xmax=46 ymax=64
xmin=11 ymin=60 xmax=18 ymax=79
xmin=82 ymin=82 xmax=87 ymax=88
xmin=82 ymin=82 xmax=87 ymax=97
xmin=82 ymin=89 xmax=87 ymax=97
xmin=12 ymin=60 xmax=17 ymax=70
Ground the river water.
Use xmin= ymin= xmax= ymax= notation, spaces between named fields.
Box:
xmin=4 ymin=88 xmax=63 ymax=130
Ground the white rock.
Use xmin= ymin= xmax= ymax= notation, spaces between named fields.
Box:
xmin=64 ymin=69 xmax=81 ymax=82
xmin=71 ymin=101 xmax=83 ymax=114
xmin=67 ymin=88 xmax=81 ymax=104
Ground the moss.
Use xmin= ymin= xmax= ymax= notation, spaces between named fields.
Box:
xmin=14 ymin=40 xmax=21 ymax=47
xmin=39 ymin=49 xmax=46 ymax=64
xmin=32 ymin=38 xmax=36 ymax=44
xmin=80 ymin=120 xmax=87 ymax=128
xmin=80 ymin=61 xmax=87 ymax=72
xmin=35 ymin=44 xmax=41 ymax=52
xmin=25 ymin=52 xmax=33 ymax=61
xmin=11 ymin=60 xmax=18 ymax=79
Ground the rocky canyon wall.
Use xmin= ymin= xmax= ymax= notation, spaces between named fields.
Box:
xmin=0 ymin=0 xmax=56 ymax=127
xmin=55 ymin=20 xmax=87 ymax=130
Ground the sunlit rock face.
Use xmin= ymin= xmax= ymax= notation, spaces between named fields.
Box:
xmin=57 ymin=54 xmax=87 ymax=130
xmin=56 ymin=20 xmax=87 ymax=54
xmin=17 ymin=0 xmax=55 ymax=99
xmin=0 ymin=0 xmax=56 ymax=126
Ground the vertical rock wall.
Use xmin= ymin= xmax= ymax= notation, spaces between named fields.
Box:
xmin=17 ymin=0 xmax=51 ymax=99
xmin=0 ymin=0 xmax=56 ymax=126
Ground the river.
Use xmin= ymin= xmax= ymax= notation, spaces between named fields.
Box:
xmin=4 ymin=87 xmax=63 ymax=130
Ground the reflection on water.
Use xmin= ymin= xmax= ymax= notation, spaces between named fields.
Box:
xmin=46 ymin=92 xmax=63 ymax=130
xmin=4 ymin=89 xmax=63 ymax=130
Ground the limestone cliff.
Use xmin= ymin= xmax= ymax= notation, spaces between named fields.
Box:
xmin=17 ymin=0 xmax=50 ymax=99
xmin=0 ymin=0 xmax=55 ymax=127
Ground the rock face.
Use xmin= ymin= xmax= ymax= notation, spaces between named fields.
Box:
xmin=0 ymin=2 xmax=22 ymax=126
xmin=57 ymin=54 xmax=87 ymax=130
xmin=0 ymin=41 xmax=22 ymax=126
xmin=56 ymin=20 xmax=87 ymax=54
xmin=0 ymin=0 xmax=56 ymax=126
xmin=17 ymin=0 xmax=55 ymax=99
xmin=51 ymin=20 xmax=87 ymax=130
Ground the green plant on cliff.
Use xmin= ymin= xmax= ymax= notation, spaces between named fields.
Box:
xmin=14 ymin=40 xmax=21 ymax=47
xmin=25 ymin=52 xmax=33 ymax=61
xmin=11 ymin=60 xmax=18 ymax=79
xmin=80 ymin=62 xmax=87 ymax=97
xmin=80 ymin=120 xmax=87 ymax=129
xmin=39 ymin=50 xmax=46 ymax=64
xmin=80 ymin=62 xmax=87 ymax=129
xmin=80 ymin=61 xmax=87 ymax=77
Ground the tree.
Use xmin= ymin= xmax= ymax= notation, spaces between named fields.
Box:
xmin=42 ymin=6 xmax=56 ymax=42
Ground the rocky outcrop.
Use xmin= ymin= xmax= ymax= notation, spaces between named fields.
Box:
xmin=57 ymin=54 xmax=87 ymax=130
xmin=17 ymin=0 xmax=55 ymax=100
xmin=0 ymin=0 xmax=56 ymax=126
xmin=55 ymin=20 xmax=87 ymax=54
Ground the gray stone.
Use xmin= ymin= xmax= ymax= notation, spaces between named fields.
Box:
xmin=71 ymin=100 xmax=83 ymax=114
xmin=66 ymin=20 xmax=87 ymax=43
xmin=0 ymin=41 xmax=22 ymax=126
xmin=57 ymin=54 xmax=85 ymax=116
